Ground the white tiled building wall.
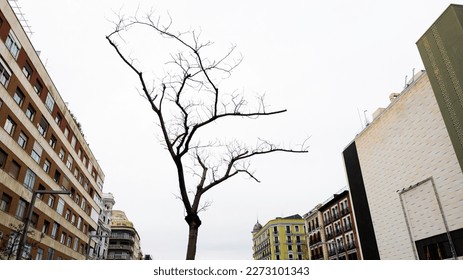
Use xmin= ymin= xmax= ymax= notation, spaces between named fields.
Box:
xmin=354 ymin=72 xmax=463 ymax=259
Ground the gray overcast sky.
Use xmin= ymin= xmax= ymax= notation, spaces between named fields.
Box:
xmin=16 ymin=0 xmax=461 ymax=259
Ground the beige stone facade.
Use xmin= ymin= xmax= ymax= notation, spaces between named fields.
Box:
xmin=0 ymin=0 xmax=105 ymax=259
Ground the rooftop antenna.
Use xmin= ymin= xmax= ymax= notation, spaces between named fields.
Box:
xmin=8 ymin=0 xmax=34 ymax=38
xmin=363 ymin=110 xmax=369 ymax=127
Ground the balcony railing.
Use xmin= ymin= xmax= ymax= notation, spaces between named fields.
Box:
xmin=108 ymin=244 xmax=133 ymax=252
xmin=344 ymin=223 xmax=352 ymax=231
xmin=110 ymin=234 xmax=134 ymax=242
xmin=107 ymin=254 xmax=132 ymax=260
xmin=347 ymin=242 xmax=356 ymax=250
xmin=340 ymin=208 xmax=350 ymax=216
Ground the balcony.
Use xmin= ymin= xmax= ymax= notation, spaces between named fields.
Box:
xmin=107 ymin=254 xmax=132 ymax=260
xmin=341 ymin=208 xmax=350 ymax=216
xmin=347 ymin=242 xmax=356 ymax=250
xmin=344 ymin=223 xmax=352 ymax=232
xmin=108 ymin=244 xmax=133 ymax=252
xmin=110 ymin=233 xmax=134 ymax=242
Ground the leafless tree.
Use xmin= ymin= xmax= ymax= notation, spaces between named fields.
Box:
xmin=106 ymin=11 xmax=308 ymax=260
xmin=0 ymin=223 xmax=43 ymax=260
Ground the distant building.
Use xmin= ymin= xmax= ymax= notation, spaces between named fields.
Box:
xmin=0 ymin=0 xmax=106 ymax=260
xmin=107 ymin=210 xmax=143 ymax=260
xmin=303 ymin=204 xmax=326 ymax=260
xmin=252 ymin=214 xmax=308 ymax=260
xmin=87 ymin=192 xmax=115 ymax=259
xmin=343 ymin=4 xmax=463 ymax=260
xmin=303 ymin=188 xmax=360 ymax=260
xmin=318 ymin=188 xmax=360 ymax=260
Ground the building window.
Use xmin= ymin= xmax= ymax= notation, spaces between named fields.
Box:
xmin=0 ymin=148 xmax=7 ymax=168
xmin=288 ymin=245 xmax=293 ymax=251
xmin=64 ymin=127 xmax=69 ymax=138
xmin=71 ymin=214 xmax=76 ymax=225
xmin=77 ymin=216 xmax=82 ymax=230
xmin=17 ymin=131 xmax=28 ymax=149
xmin=25 ymin=105 xmax=35 ymax=121
xmin=49 ymin=135 xmax=57 ymax=149
xmin=0 ymin=193 xmax=12 ymax=212
xmin=45 ymin=92 xmax=55 ymax=113
xmin=33 ymin=80 xmax=43 ymax=95
xmin=37 ymin=117 xmax=48 ymax=137
xmin=53 ymin=170 xmax=61 ymax=183
xmin=47 ymin=195 xmax=55 ymax=208
xmin=35 ymin=248 xmax=43 ymax=260
xmin=51 ymin=222 xmax=59 ymax=239
xmin=22 ymin=61 xmax=33 ymax=79
xmin=23 ymin=169 xmax=36 ymax=190
xmin=15 ymin=199 xmax=27 ymax=220
xmin=0 ymin=58 xmax=11 ymax=87
xmin=65 ymin=209 xmax=70 ymax=220
xmin=43 ymin=159 xmax=50 ymax=173
xmin=57 ymin=198 xmax=65 ymax=215
xmin=71 ymin=134 xmax=77 ymax=149
xmin=288 ymin=253 xmax=293 ymax=260
xmin=60 ymin=232 xmax=66 ymax=244
xmin=73 ymin=238 xmax=79 ymax=251
xmin=66 ymin=236 xmax=72 ymax=247
xmin=5 ymin=30 xmax=21 ymax=59
xmin=31 ymin=141 xmax=43 ymax=164
xmin=47 ymin=248 xmax=54 ymax=260
xmin=13 ymin=88 xmax=25 ymax=107
xmin=4 ymin=117 xmax=16 ymax=135
xmin=8 ymin=160 xmax=20 ymax=179
xmin=295 ymin=225 xmax=299 ymax=232
xmin=58 ymin=148 xmax=65 ymax=161
xmin=42 ymin=220 xmax=50 ymax=235
xmin=54 ymin=113 xmax=62 ymax=126
xmin=66 ymin=155 xmax=73 ymax=170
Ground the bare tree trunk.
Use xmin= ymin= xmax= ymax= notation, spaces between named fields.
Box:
xmin=185 ymin=213 xmax=201 ymax=260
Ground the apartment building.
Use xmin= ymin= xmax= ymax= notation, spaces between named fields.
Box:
xmin=303 ymin=204 xmax=326 ymax=260
xmin=319 ymin=188 xmax=359 ymax=260
xmin=303 ymin=188 xmax=360 ymax=260
xmin=0 ymin=0 xmax=106 ymax=259
xmin=87 ymin=192 xmax=115 ymax=259
xmin=107 ymin=210 xmax=143 ymax=260
xmin=252 ymin=214 xmax=308 ymax=260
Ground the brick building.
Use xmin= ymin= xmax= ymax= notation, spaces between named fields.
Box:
xmin=0 ymin=0 xmax=106 ymax=259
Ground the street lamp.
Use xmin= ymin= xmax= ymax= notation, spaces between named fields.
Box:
xmin=16 ymin=189 xmax=71 ymax=260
